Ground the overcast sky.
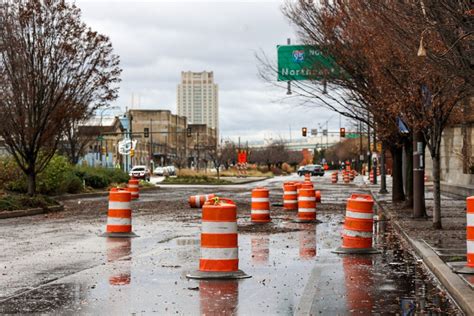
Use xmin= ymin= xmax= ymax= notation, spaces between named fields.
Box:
xmin=77 ymin=0 xmax=347 ymax=142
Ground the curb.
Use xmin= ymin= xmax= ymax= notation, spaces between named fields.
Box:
xmin=0 ymin=204 xmax=64 ymax=220
xmin=55 ymin=185 xmax=160 ymax=201
xmin=161 ymin=177 xmax=270 ymax=186
xmin=371 ymin=193 xmax=473 ymax=315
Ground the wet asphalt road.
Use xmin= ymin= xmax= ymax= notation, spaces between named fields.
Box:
xmin=0 ymin=174 xmax=462 ymax=315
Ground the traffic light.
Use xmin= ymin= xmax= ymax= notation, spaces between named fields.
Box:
xmin=302 ymin=127 xmax=307 ymax=137
xmin=186 ymin=127 xmax=192 ymax=137
xmin=130 ymin=149 xmax=135 ymax=157
xmin=144 ymin=128 xmax=149 ymax=138
xmin=340 ymin=127 xmax=346 ymax=138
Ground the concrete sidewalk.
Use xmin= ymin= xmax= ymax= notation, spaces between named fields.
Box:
xmin=365 ymin=175 xmax=474 ymax=314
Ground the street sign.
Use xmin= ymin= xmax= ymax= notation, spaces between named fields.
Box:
xmin=322 ymin=129 xmax=327 ymax=136
xmin=277 ymin=45 xmax=341 ymax=81
xmin=238 ymin=151 xmax=247 ymax=164
xmin=311 ymin=129 xmax=318 ymax=136
xmin=347 ymin=133 xmax=359 ymax=138
xmin=118 ymin=139 xmax=132 ymax=155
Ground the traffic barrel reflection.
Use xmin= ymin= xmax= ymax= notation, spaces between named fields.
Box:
xmin=299 ymin=229 xmax=316 ymax=260
xmin=343 ymin=256 xmax=374 ymax=314
xmin=199 ymin=280 xmax=239 ymax=315
xmin=251 ymin=236 xmax=270 ymax=265
xmin=106 ymin=237 xmax=132 ymax=286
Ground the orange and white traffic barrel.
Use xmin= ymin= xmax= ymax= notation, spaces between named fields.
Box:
xmin=304 ymin=173 xmax=311 ymax=182
xmin=186 ymin=198 xmax=250 ymax=279
xmin=101 ymin=188 xmax=137 ymax=238
xmin=127 ymin=179 xmax=139 ymax=200
xmin=295 ymin=188 xmax=317 ymax=223
xmin=349 ymin=171 xmax=355 ymax=181
xmin=331 ymin=172 xmax=338 ymax=183
xmin=456 ymin=197 xmax=474 ymax=274
xmin=343 ymin=171 xmax=350 ymax=184
xmin=333 ymin=194 xmax=379 ymax=254
xmin=251 ymin=187 xmax=271 ymax=223
xmin=295 ymin=182 xmax=303 ymax=195
xmin=283 ymin=182 xmax=298 ymax=211
xmin=189 ymin=194 xmax=216 ymax=208
xmin=315 ymin=190 xmax=321 ymax=203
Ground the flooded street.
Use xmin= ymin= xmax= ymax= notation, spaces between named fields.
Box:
xmin=0 ymin=175 xmax=461 ymax=314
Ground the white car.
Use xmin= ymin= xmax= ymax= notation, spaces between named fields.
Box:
xmin=165 ymin=165 xmax=176 ymax=176
xmin=129 ymin=165 xmax=151 ymax=181
xmin=153 ymin=166 xmax=166 ymax=176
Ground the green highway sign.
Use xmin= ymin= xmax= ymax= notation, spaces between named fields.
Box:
xmin=277 ymin=45 xmax=341 ymax=81
xmin=347 ymin=133 xmax=360 ymax=139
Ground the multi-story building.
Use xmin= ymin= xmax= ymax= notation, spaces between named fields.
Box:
xmin=128 ymin=109 xmax=188 ymax=168
xmin=177 ymin=71 xmax=219 ymax=133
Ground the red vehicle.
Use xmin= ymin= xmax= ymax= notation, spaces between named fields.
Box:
xmin=129 ymin=165 xmax=151 ymax=181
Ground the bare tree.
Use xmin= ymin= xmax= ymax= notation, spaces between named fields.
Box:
xmin=0 ymin=0 xmax=121 ymax=195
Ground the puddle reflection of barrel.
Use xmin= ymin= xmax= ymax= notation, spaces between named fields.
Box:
xmin=199 ymin=280 xmax=239 ymax=315
xmin=251 ymin=236 xmax=270 ymax=265
xmin=299 ymin=229 xmax=316 ymax=259
xmin=106 ymin=238 xmax=132 ymax=286
xmin=342 ymin=256 xmax=373 ymax=313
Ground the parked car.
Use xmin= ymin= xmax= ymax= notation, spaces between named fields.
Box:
xmin=165 ymin=165 xmax=176 ymax=176
xmin=297 ymin=164 xmax=325 ymax=176
xmin=153 ymin=166 xmax=166 ymax=176
xmin=129 ymin=165 xmax=151 ymax=181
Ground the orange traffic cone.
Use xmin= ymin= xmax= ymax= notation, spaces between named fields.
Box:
xmin=331 ymin=172 xmax=338 ymax=183
xmin=101 ymin=188 xmax=138 ymax=238
xmin=333 ymin=194 xmax=379 ymax=254
xmin=186 ymin=198 xmax=250 ymax=279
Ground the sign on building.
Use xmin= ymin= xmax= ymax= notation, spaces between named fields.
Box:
xmin=277 ymin=45 xmax=341 ymax=81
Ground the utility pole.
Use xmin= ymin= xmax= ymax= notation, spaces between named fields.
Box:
xmin=359 ymin=121 xmax=363 ymax=172
xmin=367 ymin=114 xmax=371 ymax=177
xmin=286 ymin=38 xmax=292 ymax=95
xmin=150 ymin=118 xmax=153 ymax=169
xmin=413 ymin=130 xmax=426 ymax=217
xmin=379 ymin=142 xmax=388 ymax=194
xmin=373 ymin=121 xmax=377 ymax=185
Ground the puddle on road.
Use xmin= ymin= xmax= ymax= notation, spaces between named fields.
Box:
xmin=0 ymin=214 xmax=461 ymax=315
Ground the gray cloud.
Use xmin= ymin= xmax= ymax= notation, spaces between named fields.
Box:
xmin=76 ymin=0 xmax=348 ymax=142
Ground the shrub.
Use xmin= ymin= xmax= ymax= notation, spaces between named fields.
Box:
xmin=83 ymin=172 xmax=109 ymax=189
xmin=271 ymin=167 xmax=283 ymax=176
xmin=0 ymin=194 xmax=57 ymax=211
xmin=65 ymin=174 xmax=83 ymax=194
xmin=0 ymin=158 xmax=23 ymax=190
xmin=281 ymin=163 xmax=294 ymax=174
xmin=103 ymin=168 xmax=129 ymax=184
xmin=37 ymin=155 xmax=74 ymax=195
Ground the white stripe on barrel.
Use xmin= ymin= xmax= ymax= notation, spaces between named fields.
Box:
xmin=201 ymin=248 xmax=239 ymax=260
xmin=298 ymin=208 xmax=316 ymax=213
xmin=298 ymin=197 xmax=316 ymax=202
xmin=251 ymin=209 xmax=270 ymax=214
xmin=107 ymin=217 xmax=132 ymax=226
xmin=108 ymin=201 xmax=131 ymax=210
xmin=251 ymin=197 xmax=269 ymax=203
xmin=202 ymin=221 xmax=237 ymax=234
xmin=345 ymin=210 xmax=374 ymax=220
xmin=343 ymin=229 xmax=372 ymax=239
